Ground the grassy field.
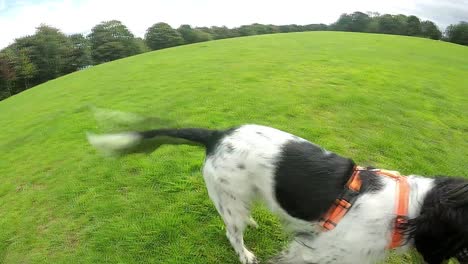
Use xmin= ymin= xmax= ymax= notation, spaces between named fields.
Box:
xmin=0 ymin=31 xmax=466 ymax=263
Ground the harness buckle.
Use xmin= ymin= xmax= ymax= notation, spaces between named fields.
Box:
xmin=341 ymin=188 xmax=360 ymax=204
xmin=395 ymin=215 xmax=409 ymax=228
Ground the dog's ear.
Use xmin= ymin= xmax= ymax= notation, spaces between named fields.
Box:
xmin=403 ymin=177 xmax=468 ymax=264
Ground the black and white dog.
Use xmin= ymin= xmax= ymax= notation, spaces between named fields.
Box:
xmin=87 ymin=124 xmax=468 ymax=264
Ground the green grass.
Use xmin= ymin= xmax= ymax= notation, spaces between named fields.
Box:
xmin=0 ymin=32 xmax=466 ymax=263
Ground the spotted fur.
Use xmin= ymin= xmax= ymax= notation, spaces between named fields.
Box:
xmin=87 ymin=124 xmax=466 ymax=264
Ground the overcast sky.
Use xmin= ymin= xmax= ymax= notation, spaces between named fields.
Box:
xmin=1 ymin=0 xmax=467 ymax=49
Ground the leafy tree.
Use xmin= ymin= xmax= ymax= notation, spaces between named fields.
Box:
xmin=333 ymin=12 xmax=371 ymax=32
xmin=407 ymin=16 xmax=422 ymax=36
xmin=350 ymin=12 xmax=371 ymax=32
xmin=195 ymin=27 xmax=212 ymax=35
xmin=303 ymin=24 xmax=328 ymax=31
xmin=0 ymin=25 xmax=77 ymax=96
xmin=237 ymin=25 xmax=257 ymax=36
xmin=94 ymin=42 xmax=130 ymax=62
xmin=178 ymin=25 xmax=212 ymax=43
xmin=12 ymin=25 xmax=73 ymax=84
xmin=34 ymin=25 xmax=73 ymax=79
xmin=377 ymin=14 xmax=405 ymax=35
xmin=67 ymin=34 xmax=92 ymax=72
xmin=209 ymin=26 xmax=234 ymax=39
xmin=88 ymin=20 xmax=140 ymax=64
xmin=16 ymin=49 xmax=37 ymax=89
xmin=177 ymin=25 xmax=198 ymax=43
xmin=445 ymin=22 xmax=468 ymax=45
xmin=193 ymin=29 xmax=213 ymax=42
xmin=394 ymin=14 xmax=409 ymax=35
xmin=332 ymin=14 xmax=352 ymax=31
xmin=279 ymin=24 xmax=298 ymax=33
xmin=421 ymin=21 xmax=442 ymax=40
xmin=134 ymin=37 xmax=150 ymax=53
xmin=249 ymin=24 xmax=279 ymax=35
xmin=0 ymin=50 xmax=17 ymax=98
xmin=145 ymin=22 xmax=184 ymax=50
xmin=366 ymin=19 xmax=379 ymax=33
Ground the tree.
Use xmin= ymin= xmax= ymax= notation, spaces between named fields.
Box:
xmin=421 ymin=21 xmax=442 ymax=40
xmin=34 ymin=25 xmax=73 ymax=80
xmin=0 ymin=25 xmax=79 ymax=96
xmin=0 ymin=50 xmax=17 ymax=99
xmin=67 ymin=34 xmax=92 ymax=72
xmin=377 ymin=14 xmax=405 ymax=35
xmin=145 ymin=22 xmax=184 ymax=50
xmin=88 ymin=20 xmax=140 ymax=64
xmin=178 ymin=25 xmax=212 ymax=43
xmin=366 ymin=18 xmax=379 ymax=33
xmin=93 ymin=42 xmax=131 ymax=62
xmin=209 ymin=26 xmax=234 ymax=39
xmin=278 ymin=25 xmax=295 ymax=33
xmin=407 ymin=16 xmax=422 ymax=36
xmin=333 ymin=12 xmax=371 ymax=32
xmin=303 ymin=24 xmax=328 ymax=31
xmin=134 ymin=37 xmax=150 ymax=53
xmin=236 ymin=25 xmax=257 ymax=36
xmin=394 ymin=14 xmax=409 ymax=35
xmin=16 ymin=49 xmax=37 ymax=90
xmin=445 ymin=22 xmax=468 ymax=46
xmin=332 ymin=14 xmax=352 ymax=31
xmin=245 ymin=24 xmax=279 ymax=35
xmin=12 ymin=25 xmax=74 ymax=84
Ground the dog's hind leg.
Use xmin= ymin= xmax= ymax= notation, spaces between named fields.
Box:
xmin=212 ymin=190 xmax=258 ymax=264
xmin=204 ymin=174 xmax=258 ymax=263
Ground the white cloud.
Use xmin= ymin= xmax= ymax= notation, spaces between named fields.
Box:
xmin=1 ymin=0 xmax=467 ymax=49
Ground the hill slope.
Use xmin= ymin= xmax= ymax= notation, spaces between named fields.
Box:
xmin=0 ymin=32 xmax=466 ymax=263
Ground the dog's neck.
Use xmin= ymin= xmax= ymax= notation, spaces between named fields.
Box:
xmin=406 ymin=175 xmax=435 ymax=220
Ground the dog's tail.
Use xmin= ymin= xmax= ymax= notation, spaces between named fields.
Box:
xmin=87 ymin=128 xmax=221 ymax=156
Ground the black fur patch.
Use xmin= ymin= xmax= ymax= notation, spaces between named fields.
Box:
xmin=205 ymin=127 xmax=238 ymax=156
xmin=256 ymin=131 xmax=270 ymax=140
xmin=138 ymin=127 xmax=238 ymax=156
xmin=225 ymin=143 xmax=235 ymax=153
xmin=402 ymin=177 xmax=468 ymax=264
xmin=273 ymin=140 xmax=383 ymax=221
xmin=219 ymin=178 xmax=229 ymax=184
xmin=274 ymin=140 xmax=355 ymax=221
xmin=358 ymin=170 xmax=384 ymax=193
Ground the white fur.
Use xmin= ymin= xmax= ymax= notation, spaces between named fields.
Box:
xmin=87 ymin=132 xmax=141 ymax=155
xmin=200 ymin=125 xmax=434 ymax=264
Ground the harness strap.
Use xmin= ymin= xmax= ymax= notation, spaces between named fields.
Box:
xmin=319 ymin=167 xmax=363 ymax=230
xmin=319 ymin=167 xmax=410 ymax=249
xmin=388 ymin=171 xmax=410 ymax=249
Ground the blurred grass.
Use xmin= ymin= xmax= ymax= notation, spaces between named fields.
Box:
xmin=0 ymin=32 xmax=466 ymax=263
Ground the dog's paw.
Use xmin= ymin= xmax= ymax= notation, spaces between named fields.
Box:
xmin=248 ymin=217 xmax=259 ymax=229
xmin=241 ymin=250 xmax=259 ymax=264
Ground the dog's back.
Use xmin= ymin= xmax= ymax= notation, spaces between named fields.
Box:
xmin=203 ymin=124 xmax=356 ymax=222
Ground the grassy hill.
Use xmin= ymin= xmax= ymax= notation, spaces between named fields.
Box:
xmin=0 ymin=32 xmax=466 ymax=263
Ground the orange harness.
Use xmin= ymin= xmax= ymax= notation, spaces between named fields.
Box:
xmin=319 ymin=166 xmax=410 ymax=249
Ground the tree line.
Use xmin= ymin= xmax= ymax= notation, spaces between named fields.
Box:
xmin=1 ymin=11 xmax=467 ymax=100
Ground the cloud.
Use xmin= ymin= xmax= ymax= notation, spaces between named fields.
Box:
xmin=410 ymin=0 xmax=468 ymax=27
xmin=1 ymin=0 xmax=468 ymax=49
